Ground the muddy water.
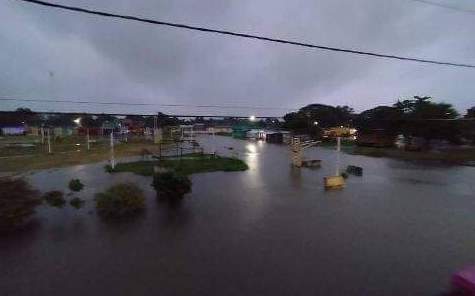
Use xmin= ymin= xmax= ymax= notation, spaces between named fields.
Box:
xmin=1 ymin=135 xmax=475 ymax=296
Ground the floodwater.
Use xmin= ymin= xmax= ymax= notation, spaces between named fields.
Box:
xmin=1 ymin=135 xmax=475 ymax=296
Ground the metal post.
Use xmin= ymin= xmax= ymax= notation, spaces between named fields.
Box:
xmin=47 ymin=129 xmax=52 ymax=154
xmin=41 ymin=127 xmax=44 ymax=144
xmin=212 ymin=127 xmax=216 ymax=155
xmin=159 ymin=142 xmax=162 ymax=160
xmin=110 ymin=132 xmax=115 ymax=169
xmin=86 ymin=128 xmax=90 ymax=151
xmin=336 ymin=137 xmax=341 ymax=176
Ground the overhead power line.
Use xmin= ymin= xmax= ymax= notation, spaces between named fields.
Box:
xmin=0 ymin=110 xmax=282 ymax=119
xmin=16 ymin=0 xmax=475 ymax=69
xmin=0 ymin=97 xmax=296 ymax=111
xmin=410 ymin=0 xmax=475 ymax=14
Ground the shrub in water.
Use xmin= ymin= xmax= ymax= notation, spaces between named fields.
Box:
xmin=95 ymin=183 xmax=145 ymax=218
xmin=0 ymin=177 xmax=41 ymax=231
xmin=42 ymin=191 xmax=66 ymax=208
xmin=70 ymin=197 xmax=85 ymax=209
xmin=69 ymin=179 xmax=84 ymax=192
xmin=152 ymin=171 xmax=191 ymax=200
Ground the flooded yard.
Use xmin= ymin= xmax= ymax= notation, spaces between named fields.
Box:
xmin=1 ymin=135 xmax=475 ymax=296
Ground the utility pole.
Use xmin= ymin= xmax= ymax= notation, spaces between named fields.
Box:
xmin=40 ymin=127 xmax=44 ymax=144
xmin=336 ymin=137 xmax=341 ymax=176
xmin=47 ymin=128 xmax=52 ymax=154
xmin=110 ymin=131 xmax=115 ymax=169
xmin=86 ymin=128 xmax=90 ymax=151
xmin=211 ymin=127 xmax=216 ymax=155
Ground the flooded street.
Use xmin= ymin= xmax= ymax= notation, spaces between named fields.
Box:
xmin=1 ymin=135 xmax=475 ymax=296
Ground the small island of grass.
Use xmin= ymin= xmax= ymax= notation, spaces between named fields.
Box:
xmin=106 ymin=154 xmax=248 ymax=176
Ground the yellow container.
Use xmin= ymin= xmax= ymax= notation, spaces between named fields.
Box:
xmin=324 ymin=176 xmax=345 ymax=190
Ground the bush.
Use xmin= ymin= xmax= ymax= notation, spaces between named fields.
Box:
xmin=70 ymin=197 xmax=85 ymax=209
xmin=0 ymin=177 xmax=41 ymax=231
xmin=104 ymin=165 xmax=114 ymax=173
xmin=95 ymin=183 xmax=145 ymax=218
xmin=152 ymin=171 xmax=191 ymax=200
xmin=42 ymin=191 xmax=66 ymax=208
xmin=69 ymin=179 xmax=84 ymax=192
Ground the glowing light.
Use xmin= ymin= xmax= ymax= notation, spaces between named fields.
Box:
xmin=74 ymin=117 xmax=81 ymax=125
xmin=313 ymin=121 xmax=319 ymax=126
xmin=249 ymin=115 xmax=256 ymax=122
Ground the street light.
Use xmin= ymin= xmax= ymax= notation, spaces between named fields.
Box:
xmin=313 ymin=121 xmax=319 ymax=126
xmin=74 ymin=117 xmax=81 ymax=125
xmin=249 ymin=115 xmax=256 ymax=122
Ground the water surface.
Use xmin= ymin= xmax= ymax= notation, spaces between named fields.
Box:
xmin=1 ymin=136 xmax=475 ymax=296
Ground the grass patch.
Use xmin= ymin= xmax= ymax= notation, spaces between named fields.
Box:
xmin=108 ymin=154 xmax=248 ymax=176
xmin=0 ymin=141 xmax=174 ymax=173
xmin=349 ymin=146 xmax=475 ymax=164
xmin=0 ymin=177 xmax=41 ymax=231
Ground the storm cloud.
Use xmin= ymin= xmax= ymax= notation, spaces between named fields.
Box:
xmin=1 ymin=0 xmax=474 ymax=116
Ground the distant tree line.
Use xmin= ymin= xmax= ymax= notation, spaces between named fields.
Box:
xmin=283 ymin=96 xmax=475 ymax=144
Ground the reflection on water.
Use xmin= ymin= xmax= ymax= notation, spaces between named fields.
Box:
xmin=1 ymin=135 xmax=475 ymax=296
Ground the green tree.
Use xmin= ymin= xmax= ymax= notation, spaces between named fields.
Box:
xmin=354 ymin=106 xmax=402 ymax=135
xmin=283 ymin=103 xmax=353 ymax=137
xmin=395 ymin=96 xmax=460 ymax=143
xmin=465 ymin=107 xmax=475 ymax=118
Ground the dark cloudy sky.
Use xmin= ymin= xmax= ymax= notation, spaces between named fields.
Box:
xmin=1 ymin=0 xmax=474 ymax=116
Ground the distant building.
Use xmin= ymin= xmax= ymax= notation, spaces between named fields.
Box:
xmin=0 ymin=124 xmax=26 ymax=136
xmin=232 ymin=124 xmax=253 ymax=139
xmin=356 ymin=129 xmax=395 ymax=147
xmin=265 ymin=132 xmax=284 ymax=144
xmin=323 ymin=127 xmax=357 ymax=138
xmin=208 ymin=126 xmax=232 ymax=135
xmin=246 ymin=129 xmax=266 ymax=140
xmin=192 ymin=123 xmax=206 ymax=132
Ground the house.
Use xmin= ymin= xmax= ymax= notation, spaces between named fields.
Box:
xmin=323 ymin=127 xmax=357 ymax=138
xmin=265 ymin=132 xmax=284 ymax=144
xmin=0 ymin=124 xmax=26 ymax=136
xmin=356 ymin=129 xmax=395 ymax=147
xmin=246 ymin=129 xmax=266 ymax=140
xmin=192 ymin=123 xmax=206 ymax=132
xmin=207 ymin=126 xmax=232 ymax=135
xmin=232 ymin=124 xmax=253 ymax=139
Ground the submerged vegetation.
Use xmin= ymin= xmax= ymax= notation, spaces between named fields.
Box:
xmin=0 ymin=177 xmax=41 ymax=231
xmin=107 ymin=154 xmax=248 ymax=176
xmin=152 ymin=171 xmax=192 ymax=200
xmin=68 ymin=179 xmax=84 ymax=192
xmin=95 ymin=183 xmax=145 ymax=218
xmin=42 ymin=190 xmax=66 ymax=208
xmin=70 ymin=197 xmax=85 ymax=209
